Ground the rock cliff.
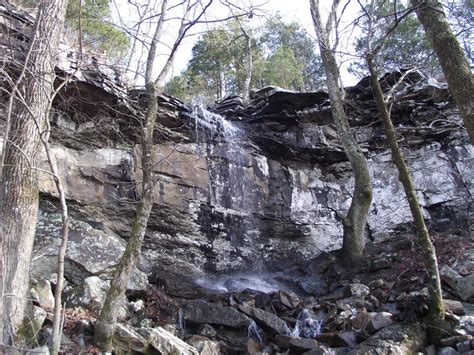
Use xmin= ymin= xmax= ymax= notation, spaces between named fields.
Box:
xmin=1 ymin=1 xmax=472 ymax=285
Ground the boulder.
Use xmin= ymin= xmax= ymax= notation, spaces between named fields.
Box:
xmin=239 ymin=305 xmax=290 ymax=335
xmin=182 ymin=300 xmax=251 ymax=328
xmin=437 ymin=348 xmax=460 ymax=355
xmin=316 ymin=332 xmax=357 ymax=347
xmin=350 ymin=310 xmax=370 ymax=330
xmin=440 ymin=266 xmax=474 ymax=301
xmin=456 ymin=340 xmax=474 ymax=353
xmin=370 ymin=258 xmax=392 ymax=271
xmin=344 ymin=283 xmax=370 ymax=298
xmin=454 ymin=315 xmax=474 ymax=336
xmin=66 ymin=276 xmax=128 ymax=318
xmin=162 ymin=324 xmax=179 ymax=336
xmin=32 ymin=306 xmax=47 ymax=335
xmin=67 ymin=276 xmax=108 ymax=311
xmin=299 ymin=275 xmax=329 ymax=296
xmin=32 ymin=219 xmax=148 ymax=292
xmin=197 ymin=324 xmax=217 ymax=337
xmin=303 ymin=346 xmax=336 ymax=355
xmin=426 ymin=345 xmax=437 ymax=355
xmin=443 ymin=299 xmax=465 ymax=315
xmin=350 ymin=323 xmax=427 ymax=354
xmin=366 ymin=312 xmax=394 ymax=333
xmin=25 ymin=347 xmax=49 ymax=355
xmin=441 ymin=335 xmax=473 ymax=348
xmin=32 ymin=280 xmax=55 ymax=310
xmin=113 ymin=324 xmax=147 ymax=353
xmin=368 ymin=279 xmax=387 ymax=289
xmin=336 ymin=297 xmax=373 ymax=311
xmin=320 ymin=288 xmax=346 ymax=302
xmin=186 ymin=335 xmax=220 ymax=355
xmin=279 ymin=290 xmax=301 ymax=309
xmin=275 ymin=335 xmax=320 ymax=352
xmin=152 ymin=271 xmax=216 ymax=299
xmin=148 ymin=327 xmax=199 ymax=355
xmin=217 ymin=328 xmax=249 ymax=352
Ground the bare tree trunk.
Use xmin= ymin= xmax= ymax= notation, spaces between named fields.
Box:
xmin=95 ymin=0 xmax=169 ymax=350
xmin=94 ymin=82 xmax=157 ymax=351
xmin=242 ymin=31 xmax=252 ymax=105
xmin=39 ymin=119 xmax=70 ymax=354
xmin=0 ymin=0 xmax=68 ymax=346
xmin=411 ymin=0 xmax=474 ymax=144
xmin=367 ymin=58 xmax=445 ymax=339
xmin=218 ymin=71 xmax=224 ymax=99
xmin=310 ymin=0 xmax=373 ymax=265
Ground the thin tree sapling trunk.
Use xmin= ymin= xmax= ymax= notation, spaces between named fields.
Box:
xmin=242 ymin=29 xmax=252 ymax=105
xmin=367 ymin=58 xmax=446 ymax=340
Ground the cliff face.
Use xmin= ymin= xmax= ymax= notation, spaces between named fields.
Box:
xmin=1 ymin=2 xmax=472 ymax=284
xmin=11 ymin=70 xmax=473 ymax=282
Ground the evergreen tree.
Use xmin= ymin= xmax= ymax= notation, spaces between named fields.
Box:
xmin=259 ymin=46 xmax=304 ymax=89
xmin=65 ymin=0 xmax=129 ymax=60
xmin=13 ymin=0 xmax=130 ymax=61
xmin=259 ymin=15 xmax=324 ymax=90
xmin=349 ymin=1 xmax=440 ymax=77
xmin=165 ymin=16 xmax=324 ymax=101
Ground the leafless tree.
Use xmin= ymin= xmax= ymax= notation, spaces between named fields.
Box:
xmin=0 ymin=0 xmax=68 ymax=347
xmin=357 ymin=0 xmax=446 ymax=340
xmin=94 ymin=0 xmax=255 ymax=349
xmin=309 ymin=0 xmax=373 ymax=265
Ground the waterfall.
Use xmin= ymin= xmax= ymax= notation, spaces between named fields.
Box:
xmin=192 ymin=105 xmax=254 ymax=244
xmin=291 ymin=309 xmax=323 ymax=338
xmin=193 ymin=105 xmax=243 ymax=141
xmin=247 ymin=320 xmax=264 ymax=344
xmin=177 ymin=308 xmax=186 ymax=337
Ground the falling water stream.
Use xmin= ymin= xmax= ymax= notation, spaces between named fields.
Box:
xmin=290 ymin=309 xmax=323 ymax=338
xmin=248 ymin=320 xmax=264 ymax=344
xmin=177 ymin=308 xmax=186 ymax=337
xmin=193 ymin=105 xmax=255 ymax=244
xmin=185 ymin=106 xmax=324 ymax=345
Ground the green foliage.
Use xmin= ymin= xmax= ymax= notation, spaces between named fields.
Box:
xmin=165 ymin=16 xmax=324 ymax=102
xmin=186 ymin=28 xmax=239 ymax=99
xmin=66 ymin=0 xmax=130 ymax=61
xmin=12 ymin=0 xmax=130 ymax=61
xmin=259 ymin=15 xmax=324 ymax=90
xmin=349 ymin=1 xmax=441 ymax=77
xmin=260 ymin=46 xmax=304 ymax=89
xmin=164 ymin=75 xmax=190 ymax=102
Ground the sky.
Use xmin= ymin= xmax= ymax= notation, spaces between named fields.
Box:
xmin=112 ymin=0 xmax=361 ymax=86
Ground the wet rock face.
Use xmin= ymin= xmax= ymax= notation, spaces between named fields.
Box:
xmin=28 ymin=124 xmax=472 ymax=277
xmin=18 ymin=87 xmax=468 ymax=278
xmin=1 ymin=12 xmax=472 ymax=278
